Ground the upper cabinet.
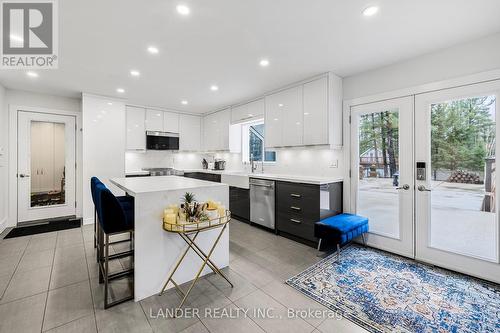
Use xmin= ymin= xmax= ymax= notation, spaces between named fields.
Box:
xmin=163 ymin=111 xmax=179 ymax=133
xmin=126 ymin=106 xmax=146 ymax=150
xmin=231 ymin=98 xmax=264 ymax=124
xmin=203 ymin=108 xmax=230 ymax=151
xmin=265 ymin=73 xmax=342 ymax=148
xmin=179 ymin=114 xmax=201 ymax=151
xmin=145 ymin=109 xmax=164 ymax=132
xmin=303 ymin=77 xmax=328 ymax=145
xmin=146 ymin=109 xmax=180 ymax=133
xmin=127 ymin=106 xmax=201 ymax=151
xmin=265 ymin=85 xmax=303 ymax=148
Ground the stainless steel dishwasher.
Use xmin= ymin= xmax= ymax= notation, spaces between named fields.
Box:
xmin=249 ymin=178 xmax=275 ymax=230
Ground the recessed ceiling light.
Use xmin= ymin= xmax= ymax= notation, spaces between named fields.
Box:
xmin=130 ymin=70 xmax=140 ymax=77
xmin=116 ymin=88 xmax=125 ymax=93
xmin=107 ymin=102 xmax=113 ymax=105
xmin=259 ymin=59 xmax=270 ymax=67
xmin=278 ymin=103 xmax=284 ymax=107
xmin=210 ymin=85 xmax=219 ymax=91
xmin=176 ymin=4 xmax=190 ymax=15
xmin=181 ymin=100 xmax=188 ymax=105
xmin=248 ymin=114 xmax=253 ymax=117
xmin=147 ymin=46 xmax=159 ymax=54
xmin=304 ymin=112 xmax=310 ymax=115
xmin=362 ymin=6 xmax=379 ymax=17
xmin=26 ymin=71 xmax=38 ymax=78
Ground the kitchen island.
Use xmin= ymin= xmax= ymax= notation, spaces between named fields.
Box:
xmin=110 ymin=176 xmax=229 ymax=301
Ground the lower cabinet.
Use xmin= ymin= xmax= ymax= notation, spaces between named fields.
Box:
xmin=229 ymin=186 xmax=250 ymax=222
xmin=183 ymin=172 xmax=221 ymax=183
xmin=276 ymin=181 xmax=343 ymax=245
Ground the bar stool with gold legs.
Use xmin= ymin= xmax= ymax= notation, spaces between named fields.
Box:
xmin=96 ymin=187 xmax=135 ymax=309
xmin=90 ymin=177 xmax=134 ymax=262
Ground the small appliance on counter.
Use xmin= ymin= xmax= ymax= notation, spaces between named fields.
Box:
xmin=208 ymin=162 xmax=215 ymax=170
xmin=214 ymin=159 xmax=226 ymax=170
xmin=202 ymin=158 xmax=208 ymax=170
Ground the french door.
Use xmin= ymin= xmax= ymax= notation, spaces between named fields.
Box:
xmin=17 ymin=111 xmax=76 ymax=223
xmin=351 ymin=81 xmax=500 ymax=283
xmin=350 ymin=96 xmax=414 ymax=258
xmin=415 ymin=81 xmax=500 ymax=283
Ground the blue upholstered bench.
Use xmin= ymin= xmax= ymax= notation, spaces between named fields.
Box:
xmin=314 ymin=213 xmax=369 ymax=258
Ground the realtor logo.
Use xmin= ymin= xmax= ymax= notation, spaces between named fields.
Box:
xmin=1 ymin=0 xmax=58 ymax=68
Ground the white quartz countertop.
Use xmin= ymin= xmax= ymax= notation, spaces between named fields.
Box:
xmin=110 ymin=175 xmax=227 ymax=196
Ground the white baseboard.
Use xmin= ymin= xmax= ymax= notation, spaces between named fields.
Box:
xmin=82 ymin=217 xmax=94 ymax=225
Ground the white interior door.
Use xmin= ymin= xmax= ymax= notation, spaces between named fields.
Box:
xmin=415 ymin=81 xmax=500 ymax=283
xmin=18 ymin=111 xmax=76 ymax=223
xmin=350 ymin=97 xmax=414 ymax=258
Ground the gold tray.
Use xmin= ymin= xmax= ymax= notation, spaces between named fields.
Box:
xmin=162 ymin=210 xmax=232 ymax=233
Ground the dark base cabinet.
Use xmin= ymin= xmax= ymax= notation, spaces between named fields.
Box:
xmin=229 ymin=187 xmax=250 ymax=222
xmin=183 ymin=172 xmax=221 ymax=183
xmin=276 ymin=181 xmax=342 ymax=246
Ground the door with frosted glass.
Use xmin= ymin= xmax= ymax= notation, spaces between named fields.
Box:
xmin=415 ymin=81 xmax=500 ymax=283
xmin=17 ymin=111 xmax=76 ymax=223
xmin=351 ymin=97 xmax=414 ymax=258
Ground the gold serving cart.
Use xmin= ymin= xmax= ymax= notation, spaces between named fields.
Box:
xmin=159 ymin=210 xmax=233 ymax=309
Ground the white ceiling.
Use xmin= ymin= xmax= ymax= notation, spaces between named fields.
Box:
xmin=1 ymin=0 xmax=500 ymax=113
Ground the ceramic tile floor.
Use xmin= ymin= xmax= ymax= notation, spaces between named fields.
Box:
xmin=0 ymin=221 xmax=369 ymax=333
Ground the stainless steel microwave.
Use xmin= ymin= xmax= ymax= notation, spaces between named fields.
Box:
xmin=146 ymin=131 xmax=179 ymax=150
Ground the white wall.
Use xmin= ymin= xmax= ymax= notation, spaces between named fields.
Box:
xmin=344 ymin=32 xmax=500 ymax=100
xmin=0 ymin=84 xmax=6 ymax=233
xmin=82 ymin=94 xmax=126 ymax=224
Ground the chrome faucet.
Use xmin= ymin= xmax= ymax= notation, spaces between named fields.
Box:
xmin=250 ymin=155 xmax=257 ymax=173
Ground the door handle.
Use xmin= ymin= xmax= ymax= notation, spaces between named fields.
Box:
xmin=19 ymin=174 xmax=30 ymax=178
xmin=290 ymin=193 xmax=301 ymax=198
xmin=396 ymin=184 xmax=410 ymax=190
xmin=290 ymin=218 xmax=301 ymax=224
xmin=417 ymin=185 xmax=431 ymax=192
xmin=290 ymin=206 xmax=301 ymax=211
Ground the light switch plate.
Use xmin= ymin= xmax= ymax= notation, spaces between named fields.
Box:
xmin=330 ymin=159 xmax=338 ymax=168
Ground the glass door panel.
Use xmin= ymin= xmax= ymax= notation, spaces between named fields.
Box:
xmin=358 ymin=110 xmax=400 ymax=239
xmin=30 ymin=121 xmax=66 ymax=208
xmin=430 ymin=96 xmax=497 ymax=261
xmin=351 ymin=97 xmax=414 ymax=258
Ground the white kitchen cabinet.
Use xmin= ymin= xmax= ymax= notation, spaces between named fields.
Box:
xmin=265 ymin=86 xmax=303 ymax=147
xmin=126 ymin=106 xmax=146 ymax=150
xmin=281 ymin=85 xmax=303 ymax=146
xmin=203 ymin=108 xmax=230 ymax=151
xmin=264 ymin=73 xmax=342 ymax=148
xmin=303 ymin=77 xmax=328 ymax=145
xmin=163 ymin=111 xmax=179 ymax=133
xmin=231 ymin=98 xmax=264 ymax=124
xmin=179 ymin=114 xmax=201 ymax=151
xmin=145 ymin=109 xmax=164 ymax=132
xmin=264 ymin=92 xmax=283 ymax=147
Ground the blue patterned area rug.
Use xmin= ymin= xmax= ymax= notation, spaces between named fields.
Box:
xmin=286 ymin=245 xmax=500 ymax=333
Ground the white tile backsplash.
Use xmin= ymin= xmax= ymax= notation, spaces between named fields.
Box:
xmin=126 ymin=147 xmax=344 ymax=179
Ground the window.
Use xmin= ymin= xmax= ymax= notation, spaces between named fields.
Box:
xmin=242 ymin=121 xmax=276 ymax=163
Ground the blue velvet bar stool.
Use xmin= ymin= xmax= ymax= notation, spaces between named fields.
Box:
xmin=90 ymin=177 xmax=134 ymax=262
xmin=96 ymin=187 xmax=135 ymax=309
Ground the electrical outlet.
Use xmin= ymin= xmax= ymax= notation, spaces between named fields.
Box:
xmin=330 ymin=159 xmax=338 ymax=168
